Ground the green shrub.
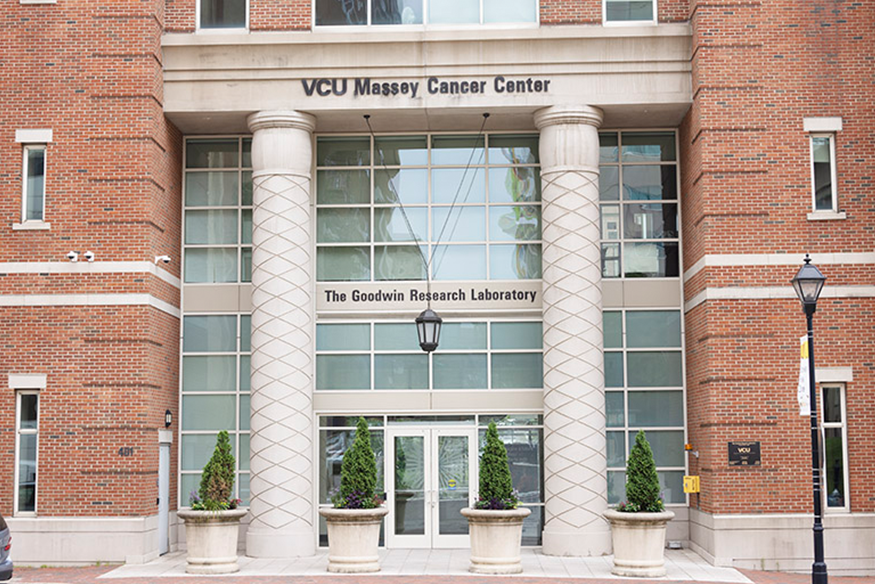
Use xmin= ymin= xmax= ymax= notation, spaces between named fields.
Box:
xmin=475 ymin=422 xmax=519 ymax=510
xmin=333 ymin=417 xmax=381 ymax=509
xmin=192 ymin=430 xmax=238 ymax=511
xmin=621 ymin=430 xmax=664 ymax=513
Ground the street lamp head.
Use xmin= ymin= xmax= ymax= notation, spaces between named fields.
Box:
xmin=415 ymin=308 xmax=442 ymax=353
xmin=791 ymin=254 xmax=826 ymax=311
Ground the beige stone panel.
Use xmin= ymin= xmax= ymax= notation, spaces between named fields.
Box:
xmin=183 ymin=285 xmax=240 ymax=312
xmin=314 ymin=391 xmax=430 ymax=413
xmin=430 ymin=390 xmax=543 ymax=412
xmin=623 ymin=279 xmax=681 ymax=307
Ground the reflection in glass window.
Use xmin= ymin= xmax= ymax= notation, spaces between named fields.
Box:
xmin=822 ymin=385 xmax=848 ymax=509
xmin=604 ymin=0 xmax=655 ymax=22
xmin=599 ymin=131 xmax=679 ymax=279
xmin=16 ymin=392 xmax=39 ymax=513
xmin=23 ymin=146 xmax=46 ymax=222
xmin=811 ymin=135 xmax=837 ymax=212
xmin=317 ymin=134 xmax=540 ymax=282
xmin=201 ymin=0 xmax=246 ymax=28
xmin=316 ymin=0 xmax=536 ymax=26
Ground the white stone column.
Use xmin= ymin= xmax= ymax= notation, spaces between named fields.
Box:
xmin=534 ymin=105 xmax=611 ymax=556
xmin=245 ymin=110 xmax=317 ymax=558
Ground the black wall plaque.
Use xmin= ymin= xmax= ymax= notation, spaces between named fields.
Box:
xmin=728 ymin=441 xmax=761 ymax=466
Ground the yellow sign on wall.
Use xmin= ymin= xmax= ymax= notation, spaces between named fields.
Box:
xmin=683 ymin=475 xmax=700 ymax=494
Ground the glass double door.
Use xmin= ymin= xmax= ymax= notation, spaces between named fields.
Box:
xmin=387 ymin=427 xmax=477 ymax=548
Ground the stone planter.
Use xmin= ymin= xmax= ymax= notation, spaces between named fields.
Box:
xmin=461 ymin=507 xmax=532 ymax=574
xmin=604 ymin=509 xmax=675 ymax=577
xmin=178 ymin=508 xmax=247 ymax=574
xmin=319 ymin=506 xmax=389 ymax=573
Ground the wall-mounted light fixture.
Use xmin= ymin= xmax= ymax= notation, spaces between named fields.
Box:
xmin=164 ymin=409 xmax=172 ymax=428
xmin=66 ymin=251 xmax=79 ymax=262
xmin=155 ymin=255 xmax=171 ymax=265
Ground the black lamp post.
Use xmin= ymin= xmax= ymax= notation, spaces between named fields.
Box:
xmin=416 ymin=308 xmax=442 ymax=353
xmin=790 ymin=254 xmax=828 ymax=584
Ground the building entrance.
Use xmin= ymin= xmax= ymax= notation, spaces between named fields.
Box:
xmin=386 ymin=427 xmax=477 ymax=548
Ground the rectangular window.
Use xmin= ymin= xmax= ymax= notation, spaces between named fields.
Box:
xmin=599 ymin=131 xmax=680 ymax=278
xmin=810 ymin=134 xmax=837 ymax=212
xmin=179 ymin=314 xmax=251 ymax=505
xmin=315 ymin=0 xmax=536 ymax=26
xmin=604 ymin=309 xmax=686 ymax=506
xmin=183 ymin=138 xmax=252 ymax=283
xmin=23 ymin=145 xmax=46 ymax=222
xmin=316 ymin=134 xmax=541 ymax=283
xmin=604 ymin=0 xmax=656 ymax=23
xmin=822 ymin=384 xmax=848 ymax=511
xmin=15 ymin=391 xmax=39 ymax=515
xmin=200 ymin=0 xmax=247 ymax=29
xmin=315 ymin=320 xmax=542 ymax=391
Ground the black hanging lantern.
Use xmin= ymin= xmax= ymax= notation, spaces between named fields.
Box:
xmin=416 ymin=308 xmax=442 ymax=353
xmin=164 ymin=409 xmax=173 ymax=428
xmin=791 ymin=254 xmax=827 ymax=312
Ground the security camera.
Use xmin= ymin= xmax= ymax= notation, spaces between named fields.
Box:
xmin=83 ymin=251 xmax=95 ymax=262
xmin=67 ymin=251 xmax=79 ymax=262
xmin=155 ymin=255 xmax=171 ymax=265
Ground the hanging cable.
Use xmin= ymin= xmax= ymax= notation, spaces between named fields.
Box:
xmin=364 ymin=113 xmax=490 ymax=298
xmin=430 ymin=113 xmax=489 ymax=277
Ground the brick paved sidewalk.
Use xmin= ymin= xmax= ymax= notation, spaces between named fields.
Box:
xmin=8 ymin=566 xmax=874 ymax=584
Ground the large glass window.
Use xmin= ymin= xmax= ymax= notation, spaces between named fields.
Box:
xmin=822 ymin=384 xmax=848 ymax=510
xmin=15 ymin=391 xmax=39 ymax=514
xmin=183 ymin=138 xmax=252 ymax=283
xmin=317 ymin=134 xmax=541 ymax=282
xmin=599 ymin=131 xmax=679 ymax=278
xmin=604 ymin=0 xmax=655 ymax=23
xmin=180 ymin=314 xmax=251 ymax=505
xmin=604 ymin=309 xmax=685 ymax=505
xmin=810 ymin=134 xmax=837 ymax=212
xmin=22 ymin=145 xmax=46 ymax=222
xmin=200 ymin=0 xmax=247 ymax=28
xmin=315 ymin=0 xmax=536 ymax=26
xmin=316 ymin=320 xmax=542 ymax=390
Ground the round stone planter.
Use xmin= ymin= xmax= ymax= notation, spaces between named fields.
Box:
xmin=461 ymin=507 xmax=532 ymax=574
xmin=319 ymin=506 xmax=389 ymax=573
xmin=178 ymin=508 xmax=247 ymax=574
xmin=604 ymin=509 xmax=675 ymax=578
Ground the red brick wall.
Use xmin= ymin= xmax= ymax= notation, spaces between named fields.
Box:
xmin=681 ymin=0 xmax=875 ymax=514
xmin=1 ymin=0 xmax=182 ymax=516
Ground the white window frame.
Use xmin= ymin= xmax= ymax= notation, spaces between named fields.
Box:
xmin=821 ymin=383 xmax=849 ymax=513
xmin=603 ymin=0 xmax=658 ymax=26
xmin=14 ymin=389 xmax=40 ymax=516
xmin=809 ymin=133 xmax=838 ymax=213
xmin=312 ymin=0 xmax=540 ymax=29
xmin=196 ymin=0 xmax=249 ymax=32
xmin=22 ymin=144 xmax=47 ymax=223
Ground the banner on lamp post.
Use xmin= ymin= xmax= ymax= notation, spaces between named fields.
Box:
xmin=798 ymin=335 xmax=810 ymax=416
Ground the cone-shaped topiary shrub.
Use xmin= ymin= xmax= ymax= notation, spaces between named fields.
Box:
xmin=333 ymin=417 xmax=381 ymax=509
xmin=475 ymin=422 xmax=519 ymax=510
xmin=620 ymin=430 xmax=664 ymax=513
xmin=192 ymin=430 xmax=238 ymax=511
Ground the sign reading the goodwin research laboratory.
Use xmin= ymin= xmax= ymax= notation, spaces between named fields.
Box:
xmin=316 ymin=281 xmax=542 ymax=313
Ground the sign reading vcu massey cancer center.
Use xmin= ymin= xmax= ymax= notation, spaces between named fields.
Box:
xmin=317 ymin=281 xmax=542 ymax=313
xmin=302 ymin=76 xmax=552 ymax=98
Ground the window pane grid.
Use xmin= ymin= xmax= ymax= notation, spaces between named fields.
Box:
xmin=599 ymin=131 xmax=680 ymax=279
xmin=180 ymin=313 xmax=251 ymax=505
xmin=184 ymin=138 xmax=252 ymax=284
xmin=315 ymin=320 xmax=542 ymax=391
xmin=317 ymin=134 xmax=541 ymax=282
xmin=604 ymin=308 xmax=685 ymax=505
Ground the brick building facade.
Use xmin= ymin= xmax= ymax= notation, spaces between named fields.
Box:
xmin=2 ymin=0 xmax=872 ymax=574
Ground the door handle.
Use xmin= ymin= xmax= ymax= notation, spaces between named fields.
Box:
xmin=430 ymin=489 xmax=437 ymax=508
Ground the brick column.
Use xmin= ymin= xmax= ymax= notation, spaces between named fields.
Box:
xmin=534 ymin=105 xmax=611 ymax=556
xmin=245 ymin=110 xmax=317 ymax=558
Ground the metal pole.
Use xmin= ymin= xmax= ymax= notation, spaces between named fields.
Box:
xmin=806 ymin=306 xmax=828 ymax=584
